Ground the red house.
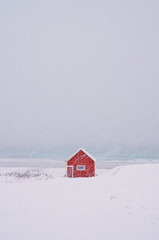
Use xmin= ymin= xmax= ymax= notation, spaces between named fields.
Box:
xmin=66 ymin=148 xmax=96 ymax=178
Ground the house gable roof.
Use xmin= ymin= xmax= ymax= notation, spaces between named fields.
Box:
xmin=66 ymin=147 xmax=96 ymax=162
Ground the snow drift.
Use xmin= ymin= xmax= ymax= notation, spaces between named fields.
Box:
xmin=0 ymin=164 xmax=159 ymax=240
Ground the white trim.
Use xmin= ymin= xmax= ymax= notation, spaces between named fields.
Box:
xmin=67 ymin=165 xmax=73 ymax=178
xmin=80 ymin=147 xmax=96 ymax=162
xmin=66 ymin=147 xmax=96 ymax=162
xmin=77 ymin=165 xmax=85 ymax=171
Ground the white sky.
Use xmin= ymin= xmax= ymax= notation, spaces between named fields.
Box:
xmin=0 ymin=0 xmax=159 ymax=155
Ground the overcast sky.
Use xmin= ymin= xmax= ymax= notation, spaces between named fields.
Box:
xmin=0 ymin=0 xmax=159 ymax=157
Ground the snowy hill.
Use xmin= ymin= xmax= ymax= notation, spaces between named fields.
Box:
xmin=0 ymin=164 xmax=159 ymax=240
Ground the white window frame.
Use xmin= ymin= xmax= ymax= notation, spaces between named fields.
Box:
xmin=77 ymin=165 xmax=85 ymax=171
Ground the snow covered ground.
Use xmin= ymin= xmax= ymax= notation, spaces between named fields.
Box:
xmin=0 ymin=164 xmax=159 ymax=240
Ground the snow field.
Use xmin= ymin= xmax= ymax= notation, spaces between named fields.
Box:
xmin=0 ymin=164 xmax=159 ymax=240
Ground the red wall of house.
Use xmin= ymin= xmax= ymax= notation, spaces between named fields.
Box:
xmin=67 ymin=150 xmax=95 ymax=178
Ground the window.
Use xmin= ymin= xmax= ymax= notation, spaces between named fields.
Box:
xmin=77 ymin=165 xmax=85 ymax=171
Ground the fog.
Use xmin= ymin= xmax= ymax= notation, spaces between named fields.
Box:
xmin=0 ymin=0 xmax=159 ymax=158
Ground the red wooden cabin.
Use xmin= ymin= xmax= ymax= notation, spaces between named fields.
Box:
xmin=66 ymin=148 xmax=96 ymax=178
